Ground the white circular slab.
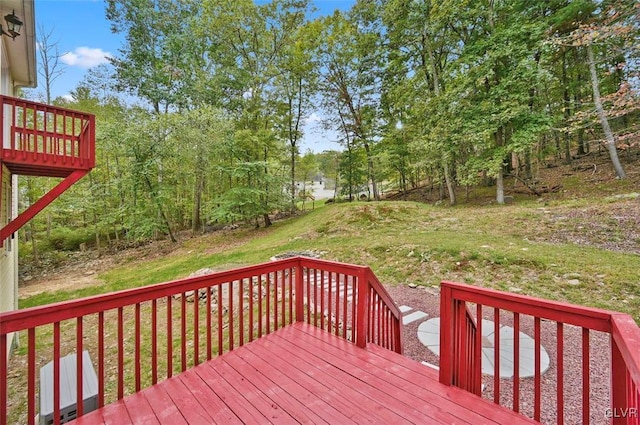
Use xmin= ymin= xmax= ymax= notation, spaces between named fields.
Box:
xmin=417 ymin=318 xmax=550 ymax=378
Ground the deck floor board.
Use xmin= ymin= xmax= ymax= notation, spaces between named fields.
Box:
xmin=71 ymin=323 xmax=537 ymax=425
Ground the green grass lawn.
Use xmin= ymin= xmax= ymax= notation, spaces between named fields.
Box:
xmin=20 ymin=198 xmax=640 ymax=322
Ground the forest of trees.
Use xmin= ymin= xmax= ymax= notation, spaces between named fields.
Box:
xmin=20 ymin=0 xmax=639 ymax=261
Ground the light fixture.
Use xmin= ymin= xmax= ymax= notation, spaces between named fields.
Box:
xmin=1 ymin=10 xmax=23 ymax=40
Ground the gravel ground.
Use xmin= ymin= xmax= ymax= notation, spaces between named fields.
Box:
xmin=386 ymin=284 xmax=612 ymax=425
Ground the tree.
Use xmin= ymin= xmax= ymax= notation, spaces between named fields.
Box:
xmin=318 ymin=5 xmax=384 ymax=201
xmin=35 ymin=24 xmax=66 ymax=104
xmin=106 ymin=0 xmax=198 ymax=113
xmin=550 ymin=0 xmax=638 ymax=178
xmin=273 ymin=19 xmax=319 ymax=213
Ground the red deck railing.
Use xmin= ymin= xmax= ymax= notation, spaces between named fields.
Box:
xmin=439 ymin=281 xmax=640 ymax=424
xmin=1 ymin=95 xmax=95 ymax=177
xmin=0 ymin=257 xmax=401 ymax=425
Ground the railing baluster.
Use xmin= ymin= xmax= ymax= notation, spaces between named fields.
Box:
xmin=475 ymin=304 xmax=483 ymax=396
xmin=194 ymin=286 xmax=200 ymax=365
xmin=320 ymin=270 xmax=325 ymax=330
xmin=513 ymin=312 xmax=520 ymax=413
xmin=369 ymin=286 xmax=375 ymax=342
xmin=181 ymin=292 xmax=187 ymax=372
xmin=265 ymin=275 xmax=270 ymax=334
xmin=273 ymin=272 xmax=278 ymax=331
xmin=273 ymin=270 xmax=286 ymax=331
xmin=117 ymin=308 xmax=124 ymax=400
xmin=27 ymin=328 xmax=36 ymax=425
xmin=328 ymin=272 xmax=333 ymax=332
xmin=207 ymin=286 xmax=212 ymax=357
xmin=249 ymin=278 xmax=254 ymax=343
xmin=494 ymin=308 xmax=500 ymax=404
xmin=557 ymin=322 xmax=564 ymax=425
xmin=377 ymin=296 xmax=382 ymax=342
xmin=306 ymin=267 xmax=318 ymax=326
xmin=351 ymin=275 xmax=356 ymax=341
xmin=280 ymin=269 xmax=284 ymax=327
xmin=582 ymin=328 xmax=590 ymax=424
xmin=308 ymin=267 xmax=318 ymax=327
xmin=534 ymin=316 xmax=541 ymax=421
xmin=239 ymin=278 xmax=244 ymax=346
xmin=229 ymin=280 xmax=234 ymax=351
xmin=258 ymin=277 xmax=263 ymax=338
xmin=288 ymin=267 xmax=293 ymax=324
xmin=98 ymin=312 xmax=104 ymax=407
xmin=53 ymin=322 xmax=61 ymax=425
xmin=76 ymin=316 xmax=84 ymax=417
xmin=218 ymin=284 xmax=223 ymax=355
xmin=167 ymin=296 xmax=173 ymax=378
xmin=457 ymin=301 xmax=466 ymax=389
xmin=71 ymin=112 xmax=76 ymax=161
xmin=335 ymin=273 xmax=341 ymax=336
xmin=135 ymin=303 xmax=141 ymax=392
xmin=343 ymin=275 xmax=348 ymax=339
xmin=152 ymin=299 xmax=157 ymax=384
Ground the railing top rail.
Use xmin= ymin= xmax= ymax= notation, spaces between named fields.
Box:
xmin=298 ymin=256 xmax=367 ymax=274
xmin=0 ymin=95 xmax=95 ymax=120
xmin=0 ymin=257 xmax=299 ymax=335
xmin=441 ymin=281 xmax=615 ymax=332
xmin=365 ymin=269 xmax=402 ymax=319
xmin=0 ymin=257 xmax=399 ymax=336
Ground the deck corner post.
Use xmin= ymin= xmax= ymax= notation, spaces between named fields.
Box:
xmin=611 ymin=336 xmax=629 ymax=425
xmin=439 ymin=282 xmax=453 ymax=386
xmin=355 ymin=268 xmax=369 ymax=348
xmin=295 ymin=259 xmax=304 ymax=322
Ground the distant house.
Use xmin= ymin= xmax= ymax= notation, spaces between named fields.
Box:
xmin=1 ymin=0 xmax=95 ymax=359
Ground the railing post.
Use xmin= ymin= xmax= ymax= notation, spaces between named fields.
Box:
xmin=355 ymin=268 xmax=369 ymax=348
xmin=439 ymin=282 xmax=453 ymax=386
xmin=612 ymin=338 xmax=630 ymax=425
xmin=295 ymin=259 xmax=304 ymax=322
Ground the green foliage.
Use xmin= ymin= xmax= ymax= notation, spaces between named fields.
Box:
xmin=18 ymin=0 xmax=639 ymax=264
xmin=21 ymin=200 xmax=640 ymax=324
xmin=46 ymin=227 xmax=95 ymax=251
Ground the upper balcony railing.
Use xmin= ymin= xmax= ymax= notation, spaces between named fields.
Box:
xmin=440 ymin=281 xmax=640 ymax=424
xmin=1 ymin=95 xmax=95 ymax=178
xmin=0 ymin=257 xmax=402 ymax=425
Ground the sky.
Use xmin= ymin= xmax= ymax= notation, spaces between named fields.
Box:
xmin=32 ymin=0 xmax=354 ymax=153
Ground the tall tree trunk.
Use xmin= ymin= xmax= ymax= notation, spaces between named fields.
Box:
xmin=29 ymin=221 xmax=39 ymax=267
xmin=586 ymin=44 xmax=625 ymax=178
xmin=192 ymin=172 xmax=203 ymax=233
xmin=290 ymin=147 xmax=297 ymax=214
xmin=442 ymin=160 xmax=456 ymax=206
xmin=494 ymin=128 xmax=505 ymax=204
xmin=363 ymin=142 xmax=380 ymax=201
xmin=144 ymin=175 xmax=177 ymax=242
xmin=496 ymin=168 xmax=505 ymax=204
xmin=524 ymin=149 xmax=533 ymax=181
xmin=562 ymin=50 xmax=572 ymax=164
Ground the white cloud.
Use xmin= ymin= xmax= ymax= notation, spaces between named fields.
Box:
xmin=61 ymin=94 xmax=74 ymax=102
xmin=304 ymin=112 xmax=322 ymax=125
xmin=61 ymin=47 xmax=112 ymax=68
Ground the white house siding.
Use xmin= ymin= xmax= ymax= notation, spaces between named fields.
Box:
xmin=1 ymin=165 xmax=18 ymax=359
xmin=1 ymin=36 xmax=20 ymax=359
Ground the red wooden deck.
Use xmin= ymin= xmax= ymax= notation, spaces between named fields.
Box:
xmin=72 ymin=323 xmax=535 ymax=425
